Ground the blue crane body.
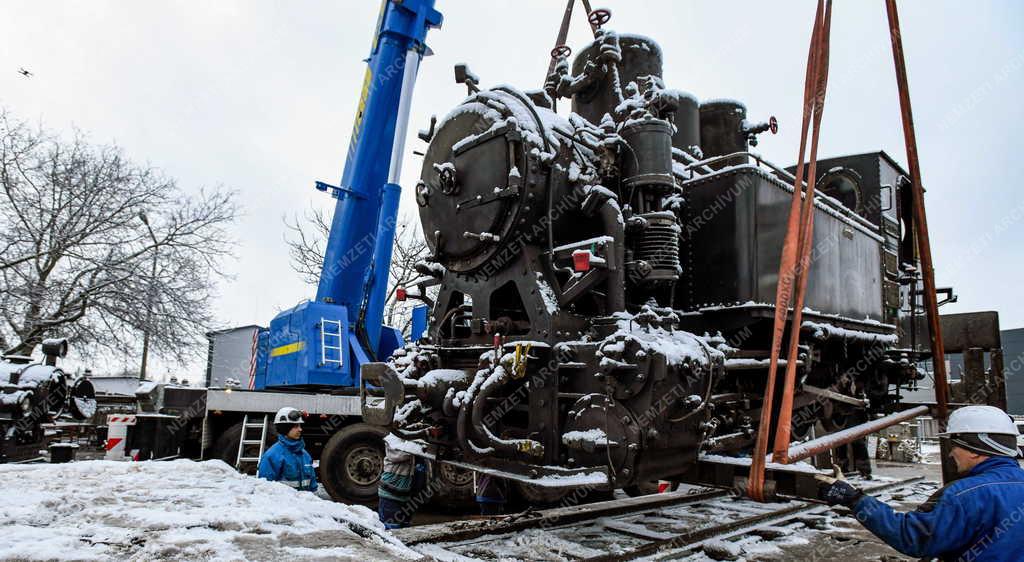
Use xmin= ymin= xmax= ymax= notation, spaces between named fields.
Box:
xmin=254 ymin=0 xmax=441 ymax=390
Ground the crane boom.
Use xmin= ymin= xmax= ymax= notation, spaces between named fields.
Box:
xmin=261 ymin=0 xmax=441 ymax=389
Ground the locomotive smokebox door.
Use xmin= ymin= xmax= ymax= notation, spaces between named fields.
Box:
xmin=421 ymin=96 xmax=522 ymax=274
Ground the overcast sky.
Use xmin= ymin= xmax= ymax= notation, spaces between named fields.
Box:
xmin=2 ymin=1 xmax=1022 ymax=380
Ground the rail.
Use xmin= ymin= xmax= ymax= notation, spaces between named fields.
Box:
xmin=404 ymin=476 xmax=926 ymax=561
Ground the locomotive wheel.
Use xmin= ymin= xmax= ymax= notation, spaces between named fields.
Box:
xmin=790 ymin=406 xmax=819 ymax=439
xmin=823 ymin=415 xmax=850 ymax=432
xmin=429 ymin=462 xmax=476 ymax=510
xmin=823 ymin=405 xmax=856 ymax=432
xmin=319 ymin=424 xmax=387 ymax=504
xmin=210 ymin=421 xmax=278 ymax=474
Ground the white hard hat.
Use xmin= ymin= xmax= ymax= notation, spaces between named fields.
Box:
xmin=941 ymin=405 xmax=1018 ymax=436
xmin=940 ymin=405 xmax=1020 ymax=458
xmin=274 ymin=407 xmax=304 ymax=425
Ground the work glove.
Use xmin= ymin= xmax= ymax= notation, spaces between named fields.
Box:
xmin=814 ymin=464 xmax=864 ymax=507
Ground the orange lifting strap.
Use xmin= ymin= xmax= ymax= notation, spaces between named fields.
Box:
xmin=747 ymin=0 xmax=832 ymax=503
xmin=771 ymin=0 xmax=834 ymax=465
xmin=747 ymin=0 xmax=951 ymax=501
xmin=545 ymin=0 xmax=601 ymax=80
xmin=884 ymin=0 xmax=950 ymax=425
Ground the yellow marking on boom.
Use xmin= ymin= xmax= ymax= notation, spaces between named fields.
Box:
xmin=348 ymin=66 xmax=373 ymax=160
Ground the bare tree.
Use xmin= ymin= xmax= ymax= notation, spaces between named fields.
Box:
xmin=0 ymin=109 xmax=238 ymax=362
xmin=283 ymin=206 xmax=332 ymax=287
xmin=284 ymin=206 xmax=430 ymax=335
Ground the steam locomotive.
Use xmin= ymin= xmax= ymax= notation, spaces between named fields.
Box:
xmin=362 ymin=27 xmax=923 ymax=497
xmin=1 ymin=339 xmax=97 ymax=461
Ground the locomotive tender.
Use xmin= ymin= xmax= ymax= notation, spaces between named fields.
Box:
xmin=363 ymin=27 xmax=923 ymax=495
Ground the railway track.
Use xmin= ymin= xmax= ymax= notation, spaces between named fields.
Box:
xmin=399 ymin=477 xmax=930 ymax=561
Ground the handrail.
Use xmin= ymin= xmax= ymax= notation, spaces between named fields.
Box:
xmin=679 ymin=150 xmax=878 ymax=233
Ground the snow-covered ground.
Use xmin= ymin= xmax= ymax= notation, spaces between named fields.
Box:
xmin=0 ymin=458 xmax=943 ymax=561
xmin=0 ymin=459 xmax=420 ymax=561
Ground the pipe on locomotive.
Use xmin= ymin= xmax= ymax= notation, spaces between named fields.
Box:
xmin=470 ymin=356 xmax=544 ymax=458
xmin=457 ymin=362 xmax=497 ymax=456
xmin=581 ymin=187 xmax=626 ymax=313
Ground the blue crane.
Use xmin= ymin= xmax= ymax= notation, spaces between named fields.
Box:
xmin=112 ymin=1 xmax=444 ymax=504
xmin=258 ymin=0 xmax=442 ymax=389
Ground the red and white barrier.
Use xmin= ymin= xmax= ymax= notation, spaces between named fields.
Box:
xmin=104 ymin=414 xmax=137 ymax=461
xmin=248 ymin=328 xmax=258 ymax=390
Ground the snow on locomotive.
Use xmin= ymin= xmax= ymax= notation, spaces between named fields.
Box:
xmin=1 ymin=338 xmax=97 ymax=461
xmin=361 ymin=27 xmax=922 ymax=497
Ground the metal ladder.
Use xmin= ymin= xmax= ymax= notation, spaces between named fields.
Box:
xmin=235 ymin=413 xmax=269 ymax=472
xmin=320 ymin=318 xmax=344 ymax=367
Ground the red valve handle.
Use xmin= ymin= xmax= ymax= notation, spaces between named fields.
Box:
xmin=769 ymin=115 xmax=779 ymax=134
xmin=588 ymin=8 xmax=611 ymax=27
xmin=550 ymin=44 xmax=572 ymax=59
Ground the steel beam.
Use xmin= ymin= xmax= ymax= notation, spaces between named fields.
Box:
xmin=785 ymin=405 xmax=930 ymax=463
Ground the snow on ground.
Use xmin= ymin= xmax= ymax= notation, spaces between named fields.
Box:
xmin=0 ymin=459 xmax=420 ymax=561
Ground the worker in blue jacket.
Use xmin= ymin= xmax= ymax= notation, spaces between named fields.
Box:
xmin=818 ymin=405 xmax=1024 ymax=561
xmin=258 ymin=407 xmax=318 ymax=492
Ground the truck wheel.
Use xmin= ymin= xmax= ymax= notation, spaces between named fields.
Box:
xmin=320 ymin=424 xmax=387 ymax=504
xmin=210 ymin=421 xmax=277 ymax=473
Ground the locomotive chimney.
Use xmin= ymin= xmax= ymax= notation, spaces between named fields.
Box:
xmin=40 ymin=338 xmax=69 ymax=367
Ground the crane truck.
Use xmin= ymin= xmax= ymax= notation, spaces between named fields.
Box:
xmin=117 ymin=0 xmax=457 ymax=505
